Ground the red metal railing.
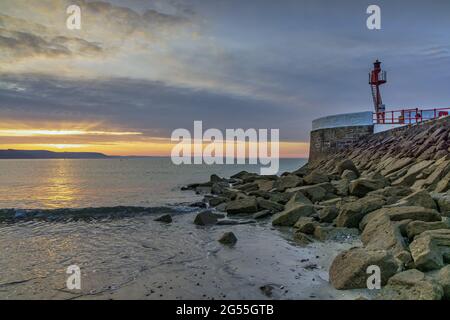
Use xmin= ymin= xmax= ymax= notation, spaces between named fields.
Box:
xmin=373 ymin=107 xmax=450 ymax=124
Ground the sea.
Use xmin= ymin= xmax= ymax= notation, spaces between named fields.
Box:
xmin=0 ymin=158 xmax=361 ymax=300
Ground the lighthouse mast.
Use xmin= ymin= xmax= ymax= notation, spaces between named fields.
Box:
xmin=369 ymin=60 xmax=387 ymax=124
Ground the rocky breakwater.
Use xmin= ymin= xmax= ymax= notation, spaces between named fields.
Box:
xmin=183 ymin=116 xmax=450 ymax=300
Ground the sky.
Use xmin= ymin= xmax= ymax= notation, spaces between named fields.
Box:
xmin=1 ymin=0 xmax=450 ymax=157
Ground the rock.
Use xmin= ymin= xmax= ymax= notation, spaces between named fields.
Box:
xmin=235 ymin=182 xmax=259 ymax=192
xmin=318 ymin=206 xmax=339 ymax=223
xmin=272 ymin=205 xmax=316 ymax=226
xmin=434 ymin=171 xmax=450 ymax=193
xmin=218 ymin=232 xmax=238 ymax=245
xmin=406 ymin=218 xmax=450 ymax=239
xmin=259 ymin=284 xmax=274 ymax=297
xmin=294 ymin=217 xmax=318 ymax=234
xmin=289 ymin=185 xmax=327 ymax=203
xmin=368 ymin=186 xmax=412 ymax=198
xmin=409 ymin=229 xmax=450 ymax=271
xmin=253 ymin=210 xmax=272 ymax=219
xmin=433 ymin=265 xmax=450 ymax=299
xmin=210 ymin=174 xmax=224 ymax=183
xmin=230 ymin=171 xmax=249 ymax=179
xmin=226 ymin=197 xmax=259 ymax=215
xmin=303 ymin=170 xmax=329 ymax=185
xmin=431 ymin=192 xmax=450 ymax=216
xmin=336 ymin=195 xmax=385 ymax=228
xmin=257 ymin=198 xmax=284 ymax=212
xmin=381 ymin=157 xmax=414 ymax=176
xmin=349 ymin=178 xmax=385 ymax=197
xmin=154 ymin=214 xmax=172 ymax=223
xmin=336 ymin=159 xmax=359 ymax=177
xmin=390 ymin=190 xmax=437 ymax=210
xmin=209 ymin=196 xmax=228 ymax=207
xmin=194 ymin=211 xmax=218 ymax=226
xmin=293 ymin=230 xmax=314 ymax=246
xmin=269 ymin=192 xmax=293 ymax=205
xmin=216 ymin=219 xmax=240 ymax=225
xmin=341 ymin=170 xmax=358 ymax=181
xmin=313 ymin=226 xmax=359 ymax=241
xmin=374 ymin=206 xmax=441 ymax=223
xmin=285 ymin=192 xmax=312 ymax=210
xmin=377 ymin=269 xmax=443 ymax=300
xmin=361 ymin=211 xmax=408 ymax=258
xmin=331 ymin=179 xmax=350 ymax=196
xmin=189 ymin=201 xmax=208 ymax=208
xmin=329 ymin=248 xmax=399 ymax=290
xmin=255 ymin=179 xmax=274 ymax=192
xmin=273 ymin=174 xmax=302 ymax=191
xmin=392 ymin=160 xmax=435 ymax=186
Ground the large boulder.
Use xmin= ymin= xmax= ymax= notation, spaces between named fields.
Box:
xmin=336 ymin=195 xmax=385 ymax=228
xmin=389 ymin=190 xmax=437 ymax=210
xmin=226 ymin=197 xmax=259 ymax=215
xmin=392 ymin=160 xmax=435 ymax=186
xmin=336 ymin=159 xmax=359 ymax=177
xmin=288 ymin=185 xmax=327 ymax=203
xmin=361 ymin=210 xmax=408 ymax=259
xmin=272 ymin=205 xmax=315 ymax=226
xmin=218 ymin=232 xmax=238 ymax=245
xmin=433 ymin=265 xmax=450 ymax=299
xmin=273 ymin=175 xmax=302 ymax=192
xmin=284 ymin=192 xmax=312 ymax=209
xmin=431 ymin=192 xmax=450 ymax=216
xmin=303 ymin=170 xmax=329 ymax=185
xmin=377 ymin=269 xmax=443 ymax=300
xmin=329 ymin=247 xmax=399 ymax=290
xmin=341 ymin=170 xmax=358 ymax=181
xmin=406 ymin=218 xmax=450 ymax=240
xmin=294 ymin=217 xmax=318 ymax=234
xmin=154 ymin=214 xmax=172 ymax=223
xmin=318 ymin=206 xmax=339 ymax=223
xmin=331 ymin=179 xmax=350 ymax=196
xmin=257 ymin=198 xmax=284 ymax=213
xmin=349 ymin=178 xmax=385 ymax=197
xmin=194 ymin=211 xmax=219 ymax=226
xmin=409 ymin=229 xmax=450 ymax=271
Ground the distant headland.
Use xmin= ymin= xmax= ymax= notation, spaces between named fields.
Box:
xmin=0 ymin=149 xmax=110 ymax=159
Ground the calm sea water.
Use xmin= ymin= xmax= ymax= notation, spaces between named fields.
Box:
xmin=0 ymin=158 xmax=306 ymax=209
xmin=0 ymin=158 xmax=360 ymax=300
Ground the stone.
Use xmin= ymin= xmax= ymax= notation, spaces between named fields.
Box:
xmin=336 ymin=159 xmax=359 ymax=177
xmin=336 ymin=195 xmax=385 ymax=228
xmin=434 ymin=171 xmax=450 ymax=193
xmin=210 ymin=174 xmax=224 ymax=183
xmin=257 ymin=198 xmax=284 ymax=212
xmin=226 ymin=197 xmax=259 ymax=215
xmin=313 ymin=226 xmax=359 ymax=241
xmin=349 ymin=178 xmax=385 ymax=197
xmin=434 ymin=265 xmax=450 ymax=299
xmin=293 ymin=217 xmax=318 ymax=234
xmin=290 ymin=185 xmax=327 ymax=203
xmin=269 ymin=192 xmax=293 ymax=205
xmin=331 ymin=179 xmax=350 ymax=196
xmin=361 ymin=211 xmax=407 ymax=258
xmin=194 ymin=211 xmax=218 ymax=226
xmin=409 ymin=229 xmax=450 ymax=271
xmin=365 ymin=206 xmax=441 ymax=224
xmin=293 ymin=230 xmax=314 ymax=246
xmin=406 ymin=218 xmax=450 ymax=239
xmin=329 ymin=248 xmax=399 ymax=290
xmin=154 ymin=214 xmax=172 ymax=223
xmin=341 ymin=169 xmax=358 ymax=181
xmin=218 ymin=232 xmax=238 ymax=245
xmin=285 ymin=192 xmax=312 ymax=210
xmin=389 ymin=190 xmax=437 ymax=210
xmin=431 ymin=192 xmax=450 ymax=216
xmin=272 ymin=205 xmax=315 ymax=226
xmin=253 ymin=210 xmax=272 ymax=219
xmin=209 ymin=197 xmax=228 ymax=207
xmin=273 ymin=174 xmax=302 ymax=191
xmin=377 ymin=269 xmax=443 ymax=300
xmin=303 ymin=170 xmax=329 ymax=185
xmin=255 ymin=179 xmax=274 ymax=192
xmin=392 ymin=160 xmax=435 ymax=186
xmin=381 ymin=157 xmax=414 ymax=176
xmin=318 ymin=206 xmax=339 ymax=223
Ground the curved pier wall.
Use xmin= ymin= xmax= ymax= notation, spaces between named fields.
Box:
xmin=309 ymin=112 xmax=374 ymax=162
